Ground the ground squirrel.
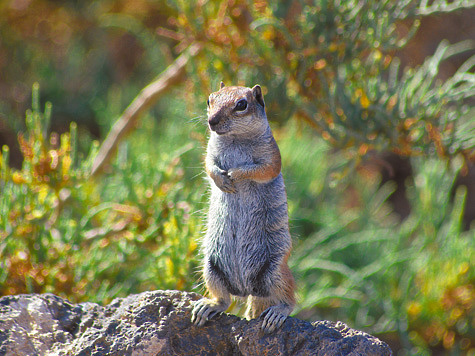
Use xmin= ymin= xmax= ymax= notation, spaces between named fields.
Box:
xmin=191 ymin=83 xmax=296 ymax=333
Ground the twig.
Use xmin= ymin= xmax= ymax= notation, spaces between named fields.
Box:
xmin=90 ymin=43 xmax=202 ymax=177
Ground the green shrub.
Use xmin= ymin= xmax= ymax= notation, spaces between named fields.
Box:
xmin=282 ymin=124 xmax=474 ymax=355
xmin=0 ymin=85 xmax=205 ymax=303
xmin=173 ymin=0 xmax=475 ymax=162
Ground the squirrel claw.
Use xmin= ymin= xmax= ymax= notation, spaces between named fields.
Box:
xmin=191 ymin=299 xmax=224 ymax=326
xmin=260 ymin=306 xmax=288 ymax=333
xmin=223 ymin=186 xmax=237 ymax=194
xmin=219 ymin=183 xmax=237 ymax=194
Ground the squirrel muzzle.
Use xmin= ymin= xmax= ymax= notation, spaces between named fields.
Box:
xmin=208 ymin=113 xmax=223 ymax=132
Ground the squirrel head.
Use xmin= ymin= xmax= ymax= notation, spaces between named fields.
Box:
xmin=207 ymin=84 xmax=267 ymax=137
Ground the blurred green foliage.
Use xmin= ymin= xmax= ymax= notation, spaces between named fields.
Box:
xmin=175 ymin=0 xmax=475 ymax=161
xmin=1 ymin=84 xmax=203 ymax=303
xmin=282 ymin=124 xmax=474 ymax=354
xmin=1 ymin=1 xmax=475 ymax=355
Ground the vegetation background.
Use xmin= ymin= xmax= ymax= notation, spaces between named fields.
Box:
xmin=1 ymin=1 xmax=474 ymax=355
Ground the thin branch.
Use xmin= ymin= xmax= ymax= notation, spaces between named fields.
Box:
xmin=90 ymin=43 xmax=202 ymax=177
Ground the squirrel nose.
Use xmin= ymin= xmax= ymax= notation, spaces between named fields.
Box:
xmin=208 ymin=114 xmax=221 ymax=127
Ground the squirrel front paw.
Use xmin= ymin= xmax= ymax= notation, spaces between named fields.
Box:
xmin=226 ymin=168 xmax=244 ymax=182
xmin=213 ymin=171 xmax=237 ymax=193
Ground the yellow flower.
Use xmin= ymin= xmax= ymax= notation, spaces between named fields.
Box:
xmin=12 ymin=171 xmax=26 ymax=184
xmin=38 ymin=185 xmax=49 ymax=204
xmin=360 ymin=91 xmax=370 ymax=109
xmin=407 ymin=301 xmax=422 ymax=318
xmin=62 ymin=155 xmax=72 ymax=177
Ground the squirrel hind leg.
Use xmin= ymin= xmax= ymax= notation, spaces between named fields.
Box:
xmin=246 ymin=262 xmax=296 ymax=333
xmin=246 ymin=296 xmax=294 ymax=333
xmin=192 ymin=268 xmax=232 ymax=326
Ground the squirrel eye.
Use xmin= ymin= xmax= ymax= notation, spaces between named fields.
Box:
xmin=207 ymin=99 xmax=210 ymax=107
xmin=235 ymin=99 xmax=247 ymax=111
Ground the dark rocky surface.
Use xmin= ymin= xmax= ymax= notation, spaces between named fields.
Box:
xmin=0 ymin=290 xmax=392 ymax=355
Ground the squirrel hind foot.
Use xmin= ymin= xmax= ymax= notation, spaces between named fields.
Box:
xmin=191 ymin=298 xmax=229 ymax=326
xmin=259 ymin=303 xmax=292 ymax=333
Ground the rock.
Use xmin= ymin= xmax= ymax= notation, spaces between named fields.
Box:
xmin=0 ymin=290 xmax=392 ymax=355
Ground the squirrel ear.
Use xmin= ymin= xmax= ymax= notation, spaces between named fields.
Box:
xmin=252 ymin=85 xmax=265 ymax=107
xmin=220 ymin=81 xmax=225 ymax=90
